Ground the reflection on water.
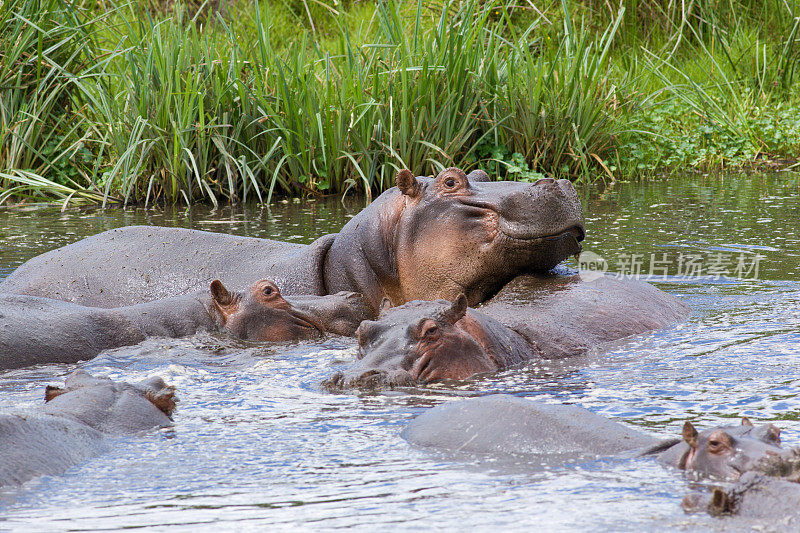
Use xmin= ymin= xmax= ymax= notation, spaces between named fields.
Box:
xmin=0 ymin=174 xmax=799 ymax=531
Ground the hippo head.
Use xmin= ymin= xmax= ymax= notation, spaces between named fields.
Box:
xmin=324 ymin=295 xmax=504 ymax=390
xmin=210 ymin=279 xmax=327 ymax=342
xmin=679 ymin=418 xmax=783 ymax=480
xmin=43 ymin=370 xmax=176 ymax=434
xmin=325 ymin=167 xmax=585 ymax=312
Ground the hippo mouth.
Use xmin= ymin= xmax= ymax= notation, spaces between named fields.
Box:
xmin=500 ymin=225 xmax=585 ymax=244
xmin=288 ymin=310 xmax=325 ymax=334
xmin=322 ymin=368 xmax=416 ymax=391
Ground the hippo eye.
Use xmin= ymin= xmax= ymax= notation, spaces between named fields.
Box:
xmin=445 ymin=178 xmax=456 ymax=188
xmin=263 ymin=286 xmax=274 ymax=296
xmin=422 ymin=324 xmax=438 ymax=338
xmin=708 ymin=439 xmax=725 ymax=452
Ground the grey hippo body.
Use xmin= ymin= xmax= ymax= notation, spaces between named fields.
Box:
xmin=0 ymin=169 xmax=585 ymax=313
xmin=401 ymin=395 xmax=785 ymax=480
xmin=0 ymin=371 xmax=175 ymax=487
xmin=0 ymin=279 xmax=370 ymax=370
xmin=326 ymin=273 xmax=690 ymax=388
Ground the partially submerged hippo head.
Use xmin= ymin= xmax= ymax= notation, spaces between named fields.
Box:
xmin=42 ymin=370 xmax=176 ymax=434
xmin=210 ymin=279 xmax=368 ymax=341
xmin=323 ymin=295 xmax=525 ymax=389
xmin=676 ymin=418 xmax=783 ymax=480
xmin=325 ymin=167 xmax=584 ymax=312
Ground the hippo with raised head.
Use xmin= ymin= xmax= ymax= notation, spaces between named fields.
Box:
xmin=0 ymin=370 xmax=175 ymax=487
xmin=0 ymin=279 xmax=370 ymax=370
xmin=0 ymin=168 xmax=584 ymax=313
xmin=324 ymin=273 xmax=689 ymax=389
xmin=400 ymin=395 xmax=786 ymax=480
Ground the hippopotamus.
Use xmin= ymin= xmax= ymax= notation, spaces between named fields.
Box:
xmin=657 ymin=419 xmax=783 ymax=480
xmin=681 ymin=446 xmax=800 ymax=524
xmin=0 ymin=370 xmax=175 ymax=487
xmin=0 ymin=279 xmax=370 ymax=370
xmin=0 ymin=168 xmax=584 ymax=313
xmin=324 ymin=273 xmax=689 ymax=389
xmin=400 ymin=395 xmax=786 ymax=480
xmin=682 ymin=472 xmax=800 ymax=523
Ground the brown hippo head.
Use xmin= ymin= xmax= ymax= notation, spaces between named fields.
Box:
xmin=210 ymin=279 xmax=326 ymax=342
xmin=323 ymin=295 xmax=528 ymax=390
xmin=324 ymin=167 xmax=585 ymax=313
xmin=677 ymin=418 xmax=783 ymax=480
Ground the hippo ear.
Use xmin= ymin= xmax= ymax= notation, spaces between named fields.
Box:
xmin=44 ymin=385 xmax=66 ymax=402
xmin=397 ymin=169 xmax=421 ymax=198
xmin=741 ymin=417 xmax=754 ymax=427
xmin=210 ymin=279 xmax=239 ymax=324
xmin=444 ymin=293 xmax=468 ymax=324
xmin=683 ymin=421 xmax=699 ymax=450
xmin=766 ymin=424 xmax=782 ymax=445
xmin=378 ymin=297 xmax=393 ymax=317
xmin=709 ymin=487 xmax=733 ymax=515
xmin=210 ymin=279 xmax=233 ymax=306
xmin=145 ymin=386 xmax=178 ymax=418
xmin=466 ymin=169 xmax=490 ymax=182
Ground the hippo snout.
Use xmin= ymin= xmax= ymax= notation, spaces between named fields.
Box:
xmin=322 ymin=368 xmax=415 ymax=391
xmin=495 ymin=179 xmax=584 ymax=241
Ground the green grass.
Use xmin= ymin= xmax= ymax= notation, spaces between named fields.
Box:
xmin=1 ymin=0 xmax=800 ymax=206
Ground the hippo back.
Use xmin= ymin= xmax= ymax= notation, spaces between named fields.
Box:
xmin=401 ymin=395 xmax=657 ymax=467
xmin=0 ymin=226 xmax=334 ymax=307
xmin=0 ymin=294 xmax=143 ymax=369
xmin=0 ymin=412 xmax=106 ymax=487
xmin=482 ymin=273 xmax=690 ymax=358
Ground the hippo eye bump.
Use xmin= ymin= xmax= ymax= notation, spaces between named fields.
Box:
xmin=422 ymin=324 xmax=438 ymax=338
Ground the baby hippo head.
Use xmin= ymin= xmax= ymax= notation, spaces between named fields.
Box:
xmin=324 ymin=295 xmax=499 ymax=389
xmin=680 ymin=418 xmax=783 ymax=480
xmin=210 ymin=279 xmax=324 ymax=342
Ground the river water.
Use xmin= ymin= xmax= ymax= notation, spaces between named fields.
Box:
xmin=0 ymin=174 xmax=798 ymax=532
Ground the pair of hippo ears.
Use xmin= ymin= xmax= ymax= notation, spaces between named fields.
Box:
xmin=396 ymin=168 xmax=490 ymax=197
xmin=682 ymin=418 xmax=782 ymax=449
xmin=377 ymin=294 xmax=469 ymax=323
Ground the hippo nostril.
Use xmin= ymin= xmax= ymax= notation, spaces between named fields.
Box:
xmin=321 ymin=371 xmax=345 ymax=390
xmin=356 ymin=370 xmax=386 ymax=388
xmin=533 ymin=177 xmax=556 ymax=186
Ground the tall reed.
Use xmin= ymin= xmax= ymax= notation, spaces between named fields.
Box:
xmin=0 ymin=0 xmax=106 ymax=205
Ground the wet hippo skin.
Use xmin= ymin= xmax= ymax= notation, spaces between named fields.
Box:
xmin=0 ymin=280 xmax=370 ymax=370
xmin=0 ymin=168 xmax=585 ymax=313
xmin=0 ymin=371 xmax=175 ymax=487
xmin=325 ymin=273 xmax=690 ymax=388
xmin=401 ymin=395 xmax=786 ymax=480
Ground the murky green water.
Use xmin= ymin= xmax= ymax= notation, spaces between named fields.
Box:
xmin=0 ymin=174 xmax=799 ymax=532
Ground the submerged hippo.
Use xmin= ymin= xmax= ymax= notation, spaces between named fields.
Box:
xmin=325 ymin=273 xmax=689 ymax=389
xmin=0 ymin=168 xmax=584 ymax=312
xmin=683 ymin=472 xmax=800 ymax=523
xmin=0 ymin=279 xmax=370 ymax=370
xmin=682 ymin=446 xmax=800 ymax=522
xmin=0 ymin=370 xmax=175 ymax=487
xmin=401 ymin=395 xmax=786 ymax=480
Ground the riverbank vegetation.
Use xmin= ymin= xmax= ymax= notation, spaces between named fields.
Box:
xmin=2 ymin=0 xmax=800 ymax=206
